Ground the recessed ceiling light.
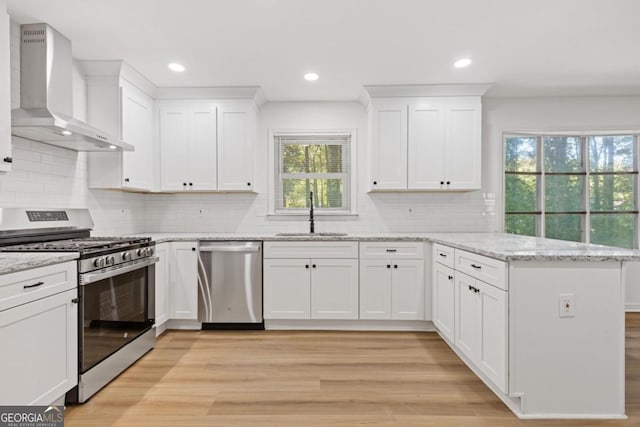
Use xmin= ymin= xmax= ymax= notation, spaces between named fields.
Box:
xmin=304 ymin=72 xmax=319 ymax=81
xmin=60 ymin=130 xmax=72 ymax=136
xmin=168 ymin=63 xmax=186 ymax=72
xmin=454 ymin=58 xmax=472 ymax=68
xmin=108 ymin=145 xmax=117 ymax=150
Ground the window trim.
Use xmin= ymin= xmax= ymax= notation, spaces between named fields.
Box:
xmin=502 ymin=132 xmax=640 ymax=248
xmin=268 ymin=128 xmax=358 ymax=217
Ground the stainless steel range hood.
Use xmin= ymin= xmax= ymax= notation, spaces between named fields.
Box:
xmin=11 ymin=23 xmax=133 ymax=152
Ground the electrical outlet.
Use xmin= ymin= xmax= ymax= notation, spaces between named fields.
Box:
xmin=120 ymin=209 xmax=127 ymax=217
xmin=198 ymin=208 xmax=206 ymax=216
xmin=558 ymin=293 xmax=575 ymax=318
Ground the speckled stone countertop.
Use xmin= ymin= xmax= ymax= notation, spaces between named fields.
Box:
xmin=135 ymin=232 xmax=640 ymax=262
xmin=0 ymin=253 xmax=79 ymax=275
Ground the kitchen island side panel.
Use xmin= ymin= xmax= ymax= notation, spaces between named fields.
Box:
xmin=509 ymin=261 xmax=625 ymax=418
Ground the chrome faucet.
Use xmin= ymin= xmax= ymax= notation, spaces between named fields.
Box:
xmin=309 ymin=191 xmax=315 ymax=234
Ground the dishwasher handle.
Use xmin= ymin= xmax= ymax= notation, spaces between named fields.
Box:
xmin=199 ymin=243 xmax=261 ymax=253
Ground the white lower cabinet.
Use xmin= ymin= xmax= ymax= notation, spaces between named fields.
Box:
xmin=154 ymin=242 xmax=170 ymax=330
xmin=169 ymin=241 xmax=198 ymax=320
xmin=455 ymin=271 xmax=507 ymax=393
xmin=263 ymin=258 xmax=312 ymax=319
xmin=432 ymin=262 xmax=455 ymax=341
xmin=263 ymin=242 xmax=359 ymax=320
xmin=359 ymin=242 xmax=425 ymax=321
xmin=0 ymin=288 xmax=77 ymax=405
xmin=311 ymin=259 xmax=359 ymax=319
xmin=359 ymin=259 xmax=424 ymax=320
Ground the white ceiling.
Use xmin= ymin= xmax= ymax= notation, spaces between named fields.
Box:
xmin=7 ymin=0 xmax=640 ymax=101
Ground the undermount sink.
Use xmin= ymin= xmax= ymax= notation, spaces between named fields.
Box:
xmin=275 ymin=232 xmax=349 ymax=237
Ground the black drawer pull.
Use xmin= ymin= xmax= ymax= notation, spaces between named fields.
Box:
xmin=393 ymin=265 xmax=398 ymax=269
xmin=448 ymin=275 xmax=453 ymax=280
xmin=71 ymin=298 xmax=79 ymax=304
xmin=470 ymin=264 xmax=482 ymax=269
xmin=386 ymin=249 xmax=397 ymax=253
xmin=3 ymin=157 xmax=12 ymax=163
xmin=305 ymin=265 xmax=309 ymax=269
xmin=439 ymin=253 xmax=447 ymax=257
xmin=312 ymin=264 xmax=317 ymax=268
xmin=24 ymin=281 xmax=44 ymax=289
xmin=468 ymin=285 xmax=473 ymax=291
xmin=387 ymin=265 xmax=391 ymax=269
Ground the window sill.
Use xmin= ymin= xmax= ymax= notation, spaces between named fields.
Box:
xmin=267 ymin=212 xmax=359 ymax=221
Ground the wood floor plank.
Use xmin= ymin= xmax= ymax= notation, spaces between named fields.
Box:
xmin=65 ymin=313 xmax=640 ymax=426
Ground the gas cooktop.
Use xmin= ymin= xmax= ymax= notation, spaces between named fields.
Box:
xmin=0 ymin=236 xmax=151 ymax=254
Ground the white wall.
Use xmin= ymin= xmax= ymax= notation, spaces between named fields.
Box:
xmin=2 ymin=21 xmax=145 ymax=235
xmin=142 ymin=101 xmax=495 ymax=233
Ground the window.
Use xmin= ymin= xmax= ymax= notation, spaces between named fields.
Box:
xmin=505 ymin=134 xmax=638 ymax=248
xmin=274 ymin=132 xmax=353 ymax=214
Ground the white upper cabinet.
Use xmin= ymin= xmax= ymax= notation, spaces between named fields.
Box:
xmin=0 ymin=1 xmax=11 ymax=173
xmin=369 ymin=96 xmax=482 ymax=191
xmin=370 ymin=100 xmax=408 ymax=190
xmin=217 ymin=102 xmax=254 ymax=191
xmin=85 ymin=61 xmax=155 ymax=191
xmin=158 ymin=99 xmax=255 ymax=193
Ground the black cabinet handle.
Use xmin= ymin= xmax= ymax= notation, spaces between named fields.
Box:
xmin=394 ymin=265 xmax=398 ymax=269
xmin=446 ymin=181 xmax=451 ymax=185
xmin=71 ymin=297 xmax=79 ymax=304
xmin=470 ymin=264 xmax=482 ymax=270
xmin=475 ymin=288 xmax=480 ymax=294
xmin=124 ymin=178 xmax=130 ymax=182
xmin=3 ymin=157 xmax=12 ymax=163
xmin=189 ymin=182 xmax=193 ymax=186
xmin=183 ymin=182 xmax=187 ymax=186
xmin=305 ymin=264 xmax=309 ymax=269
xmin=448 ymin=275 xmax=453 ymax=280
xmin=247 ymin=182 xmax=251 ymax=186
xmin=386 ymin=249 xmax=397 ymax=253
xmin=468 ymin=285 xmax=473 ymax=291
xmin=24 ymin=281 xmax=44 ymax=289
xmin=439 ymin=253 xmax=447 ymax=258
xmin=373 ymin=181 xmax=377 ymax=185
xmin=192 ymin=247 xmax=196 ymax=251
xmin=440 ymin=181 xmax=444 ymax=185
xmin=387 ymin=264 xmax=391 ymax=269
xmin=312 ymin=264 xmax=317 ymax=268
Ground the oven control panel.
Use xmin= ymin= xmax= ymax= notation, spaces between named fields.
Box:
xmin=26 ymin=210 xmax=69 ymax=222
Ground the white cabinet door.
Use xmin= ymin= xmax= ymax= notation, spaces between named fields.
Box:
xmin=444 ymin=100 xmax=481 ymax=190
xmin=0 ymin=289 xmax=77 ymax=405
xmin=391 ymin=259 xmax=424 ymax=320
xmin=433 ymin=262 xmax=455 ymax=341
xmin=407 ymin=102 xmax=444 ymax=190
xmin=0 ymin=6 xmax=11 ymax=173
xmin=170 ymin=242 xmax=198 ymax=320
xmin=455 ymin=271 xmax=480 ymax=361
xmin=264 ymin=258 xmax=311 ymax=319
xmin=311 ymin=258 xmax=359 ymax=320
xmin=370 ymin=100 xmax=407 ymax=190
xmin=217 ymin=103 xmax=254 ymax=191
xmin=477 ymin=279 xmax=508 ymax=393
xmin=121 ymin=79 xmax=153 ymax=190
xmin=188 ymin=103 xmax=217 ymax=190
xmin=359 ymin=259 xmax=392 ymax=320
xmin=154 ymin=242 xmax=170 ymax=330
xmin=160 ymin=104 xmax=190 ymax=191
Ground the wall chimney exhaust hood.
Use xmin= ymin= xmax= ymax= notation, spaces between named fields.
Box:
xmin=11 ymin=23 xmax=133 ymax=152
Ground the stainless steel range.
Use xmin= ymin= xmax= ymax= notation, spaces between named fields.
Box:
xmin=0 ymin=208 xmax=157 ymax=403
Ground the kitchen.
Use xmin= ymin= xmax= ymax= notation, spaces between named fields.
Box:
xmin=0 ymin=0 xmax=639 ymax=425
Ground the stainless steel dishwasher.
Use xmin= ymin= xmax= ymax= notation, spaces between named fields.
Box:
xmin=197 ymin=241 xmax=263 ymax=329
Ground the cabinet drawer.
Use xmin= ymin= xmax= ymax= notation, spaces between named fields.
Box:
xmin=0 ymin=262 xmax=77 ymax=312
xmin=264 ymin=241 xmax=358 ymax=259
xmin=359 ymin=241 xmax=424 ymax=259
xmin=454 ymin=250 xmax=507 ymax=291
xmin=433 ymin=244 xmax=454 ymax=268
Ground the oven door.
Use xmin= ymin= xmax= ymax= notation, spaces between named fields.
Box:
xmin=78 ymin=257 xmax=157 ymax=373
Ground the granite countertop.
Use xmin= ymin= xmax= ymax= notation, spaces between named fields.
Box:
xmin=137 ymin=232 xmax=640 ymax=262
xmin=0 ymin=253 xmax=79 ymax=275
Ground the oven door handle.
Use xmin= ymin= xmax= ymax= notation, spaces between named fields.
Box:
xmin=80 ymin=257 xmax=159 ymax=285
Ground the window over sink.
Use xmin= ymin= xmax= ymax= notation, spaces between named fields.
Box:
xmin=271 ymin=131 xmax=356 ymax=215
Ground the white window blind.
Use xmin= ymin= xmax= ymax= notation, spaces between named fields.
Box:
xmin=274 ymin=133 xmax=351 ymax=213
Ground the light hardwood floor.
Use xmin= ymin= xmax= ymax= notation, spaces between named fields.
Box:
xmin=66 ymin=313 xmax=640 ymax=426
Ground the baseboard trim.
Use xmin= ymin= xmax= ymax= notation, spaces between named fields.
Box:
xmin=265 ymin=319 xmax=435 ymax=331
xmin=625 ymin=303 xmax=640 ymax=312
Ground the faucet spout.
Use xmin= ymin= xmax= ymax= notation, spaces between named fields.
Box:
xmin=309 ymin=191 xmax=315 ymax=234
